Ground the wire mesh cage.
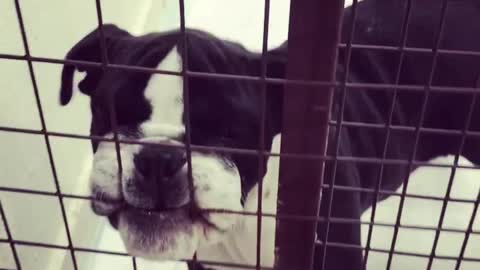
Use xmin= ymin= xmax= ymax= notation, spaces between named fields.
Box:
xmin=1 ymin=0 xmax=480 ymax=270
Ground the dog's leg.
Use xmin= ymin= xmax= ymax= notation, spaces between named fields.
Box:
xmin=187 ymin=261 xmax=216 ymax=270
xmin=460 ymin=132 xmax=480 ymax=167
xmin=313 ymin=163 xmax=363 ymax=270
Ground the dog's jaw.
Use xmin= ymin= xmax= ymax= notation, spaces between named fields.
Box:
xmin=191 ymin=153 xmax=243 ymax=232
xmin=118 ymin=206 xmax=199 ymax=260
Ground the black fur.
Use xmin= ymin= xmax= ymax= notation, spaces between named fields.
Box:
xmin=59 ymin=0 xmax=480 ymax=269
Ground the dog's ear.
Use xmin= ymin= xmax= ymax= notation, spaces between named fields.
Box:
xmin=60 ymin=24 xmax=130 ymax=105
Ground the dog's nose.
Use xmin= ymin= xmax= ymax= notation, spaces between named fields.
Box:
xmin=131 ymin=146 xmax=190 ymax=210
xmin=135 ymin=146 xmax=186 ymax=179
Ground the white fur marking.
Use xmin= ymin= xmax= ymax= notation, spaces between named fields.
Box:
xmin=141 ymin=46 xmax=184 ymax=138
xmin=190 ymin=153 xmax=243 ymax=232
xmin=119 ymin=216 xmax=201 ymax=261
xmin=196 ymin=135 xmax=281 ymax=269
xmin=90 ymin=133 xmax=141 ymax=200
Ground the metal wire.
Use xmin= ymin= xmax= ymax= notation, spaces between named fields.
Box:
xmin=425 ymin=71 xmax=479 ymax=270
xmin=362 ymin=0 xmax=413 ymax=268
xmin=131 ymin=257 xmax=137 ymax=270
xmin=8 ymin=113 xmax=480 ymax=140
xmin=4 ymin=51 xmax=480 ymax=94
xmin=5 ymin=124 xmax=480 ymax=172
xmin=1 ymin=207 xmax=479 ymax=239
xmin=255 ymin=0 xmax=271 ymax=269
xmin=2 ymin=185 xmax=479 ymax=233
xmin=11 ymin=1 xmax=79 ymax=269
xmin=177 ymin=0 xmax=199 ymax=269
xmin=2 ymin=235 xmax=480 ymax=269
xmin=6 ymin=116 xmax=480 ymax=148
xmin=454 ymin=190 xmax=480 ymax=270
xmin=315 ymin=241 xmax=480 ymax=262
xmin=385 ymin=1 xmax=450 ymax=268
xmin=0 ymin=202 xmax=21 ymax=270
xmin=0 ymin=238 xmax=272 ymax=270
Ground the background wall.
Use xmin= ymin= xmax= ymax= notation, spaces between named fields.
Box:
xmin=1 ymin=0 xmax=479 ymax=270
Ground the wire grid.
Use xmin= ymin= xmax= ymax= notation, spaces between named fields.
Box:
xmin=384 ymin=0 xmax=449 ymax=269
xmin=362 ymin=0 xmax=413 ymax=267
xmin=0 ymin=0 xmax=479 ymax=270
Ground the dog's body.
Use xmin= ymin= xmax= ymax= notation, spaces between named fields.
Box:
xmin=59 ymin=0 xmax=480 ymax=269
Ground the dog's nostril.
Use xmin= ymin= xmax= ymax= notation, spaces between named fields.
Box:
xmin=164 ymin=153 xmax=186 ymax=178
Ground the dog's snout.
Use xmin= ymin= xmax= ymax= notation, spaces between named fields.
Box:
xmin=135 ymin=146 xmax=186 ymax=179
xmin=130 ymin=146 xmax=190 ymax=210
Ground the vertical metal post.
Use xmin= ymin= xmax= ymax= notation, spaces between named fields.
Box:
xmin=274 ymin=0 xmax=344 ymax=269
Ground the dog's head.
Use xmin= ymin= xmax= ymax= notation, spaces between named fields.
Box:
xmin=60 ymin=24 xmax=284 ymax=260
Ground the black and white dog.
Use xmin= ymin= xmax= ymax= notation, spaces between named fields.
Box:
xmin=59 ymin=0 xmax=480 ymax=269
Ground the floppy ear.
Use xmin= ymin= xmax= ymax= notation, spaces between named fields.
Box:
xmin=59 ymin=24 xmax=130 ymax=105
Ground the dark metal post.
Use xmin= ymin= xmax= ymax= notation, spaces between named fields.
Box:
xmin=274 ymin=0 xmax=344 ymax=269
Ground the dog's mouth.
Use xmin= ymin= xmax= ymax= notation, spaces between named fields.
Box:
xmin=105 ymin=202 xmax=190 ymax=230
xmin=101 ymin=200 xmax=220 ymax=232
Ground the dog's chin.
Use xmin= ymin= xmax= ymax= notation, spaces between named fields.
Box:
xmin=113 ymin=206 xmax=199 ymax=261
xmin=112 ymin=205 xmax=228 ymax=261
